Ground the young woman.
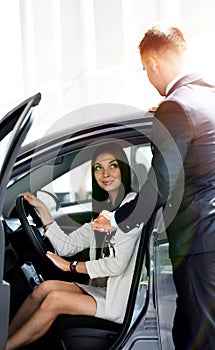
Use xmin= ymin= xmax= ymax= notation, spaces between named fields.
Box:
xmin=6 ymin=143 xmax=142 ymax=350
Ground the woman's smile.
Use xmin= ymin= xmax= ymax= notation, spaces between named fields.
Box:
xmin=102 ymin=180 xmax=114 ymax=186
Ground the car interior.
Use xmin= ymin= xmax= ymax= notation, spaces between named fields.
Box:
xmin=4 ymin=142 xmax=158 ymax=348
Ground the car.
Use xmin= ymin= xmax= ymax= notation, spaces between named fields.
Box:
xmin=0 ymin=93 xmax=176 ymax=350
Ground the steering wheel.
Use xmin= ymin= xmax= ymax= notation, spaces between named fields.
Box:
xmin=16 ymin=195 xmax=55 ymax=259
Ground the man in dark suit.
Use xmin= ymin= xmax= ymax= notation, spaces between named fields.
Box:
xmin=93 ymin=25 xmax=215 ymax=349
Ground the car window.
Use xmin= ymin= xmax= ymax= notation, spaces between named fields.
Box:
xmin=40 ymin=159 xmax=92 ymax=217
xmin=46 ymin=160 xmax=92 ymax=204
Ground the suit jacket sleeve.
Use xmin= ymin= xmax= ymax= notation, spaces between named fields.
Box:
xmin=115 ymin=100 xmax=193 ymax=232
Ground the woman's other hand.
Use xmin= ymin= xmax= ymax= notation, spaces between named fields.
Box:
xmin=46 ymin=251 xmax=70 ymax=272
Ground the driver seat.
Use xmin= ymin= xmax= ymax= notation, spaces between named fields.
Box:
xmin=49 ymin=314 xmax=122 ymax=350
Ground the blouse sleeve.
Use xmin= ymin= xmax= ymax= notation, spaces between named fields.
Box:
xmin=45 ymin=221 xmax=93 ymax=257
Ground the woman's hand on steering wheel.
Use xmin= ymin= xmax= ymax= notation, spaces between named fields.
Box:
xmin=19 ymin=192 xmax=54 ymax=228
xmin=16 ymin=194 xmax=56 ymax=259
xmin=19 ymin=192 xmax=45 ymax=210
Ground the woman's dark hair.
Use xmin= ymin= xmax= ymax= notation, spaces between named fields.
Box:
xmin=91 ymin=142 xmax=131 ymax=219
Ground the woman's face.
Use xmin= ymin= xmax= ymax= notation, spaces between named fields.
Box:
xmin=93 ymin=152 xmax=122 ymax=200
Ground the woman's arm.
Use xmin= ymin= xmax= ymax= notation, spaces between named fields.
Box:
xmin=19 ymin=192 xmax=92 ymax=257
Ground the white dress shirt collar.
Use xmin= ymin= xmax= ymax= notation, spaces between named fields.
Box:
xmin=166 ymin=74 xmax=186 ymax=95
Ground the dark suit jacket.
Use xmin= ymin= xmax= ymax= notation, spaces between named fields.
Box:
xmin=115 ymin=73 xmax=215 ymax=258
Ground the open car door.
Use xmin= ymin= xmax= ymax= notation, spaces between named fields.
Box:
xmin=0 ymin=93 xmax=41 ymax=350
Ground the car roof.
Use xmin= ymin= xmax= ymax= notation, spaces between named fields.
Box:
xmin=15 ymin=110 xmax=153 ymax=173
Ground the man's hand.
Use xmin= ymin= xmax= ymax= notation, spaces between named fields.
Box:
xmin=92 ymin=211 xmax=116 ymax=232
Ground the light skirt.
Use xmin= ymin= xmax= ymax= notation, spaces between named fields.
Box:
xmin=76 ymin=283 xmax=107 ymax=318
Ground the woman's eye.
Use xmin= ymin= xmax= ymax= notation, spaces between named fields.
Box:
xmin=110 ymin=163 xmax=118 ymax=169
xmin=94 ymin=165 xmax=102 ymax=172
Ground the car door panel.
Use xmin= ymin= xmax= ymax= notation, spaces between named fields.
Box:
xmin=0 ymin=93 xmax=41 ymax=350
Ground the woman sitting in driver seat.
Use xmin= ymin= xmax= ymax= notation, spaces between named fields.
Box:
xmin=7 ymin=143 xmax=142 ymax=350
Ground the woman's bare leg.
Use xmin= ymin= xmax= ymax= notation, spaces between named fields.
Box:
xmin=7 ymin=282 xmax=96 ymax=350
xmin=8 ymin=280 xmax=82 ymax=337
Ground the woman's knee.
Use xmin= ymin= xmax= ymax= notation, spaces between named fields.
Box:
xmin=40 ymin=290 xmax=63 ymax=314
xmin=31 ymin=280 xmax=53 ymax=301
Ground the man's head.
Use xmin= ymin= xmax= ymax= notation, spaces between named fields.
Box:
xmin=139 ymin=25 xmax=187 ymax=96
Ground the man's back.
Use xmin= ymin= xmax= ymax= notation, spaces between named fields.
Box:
xmin=159 ymin=74 xmax=215 ymax=257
